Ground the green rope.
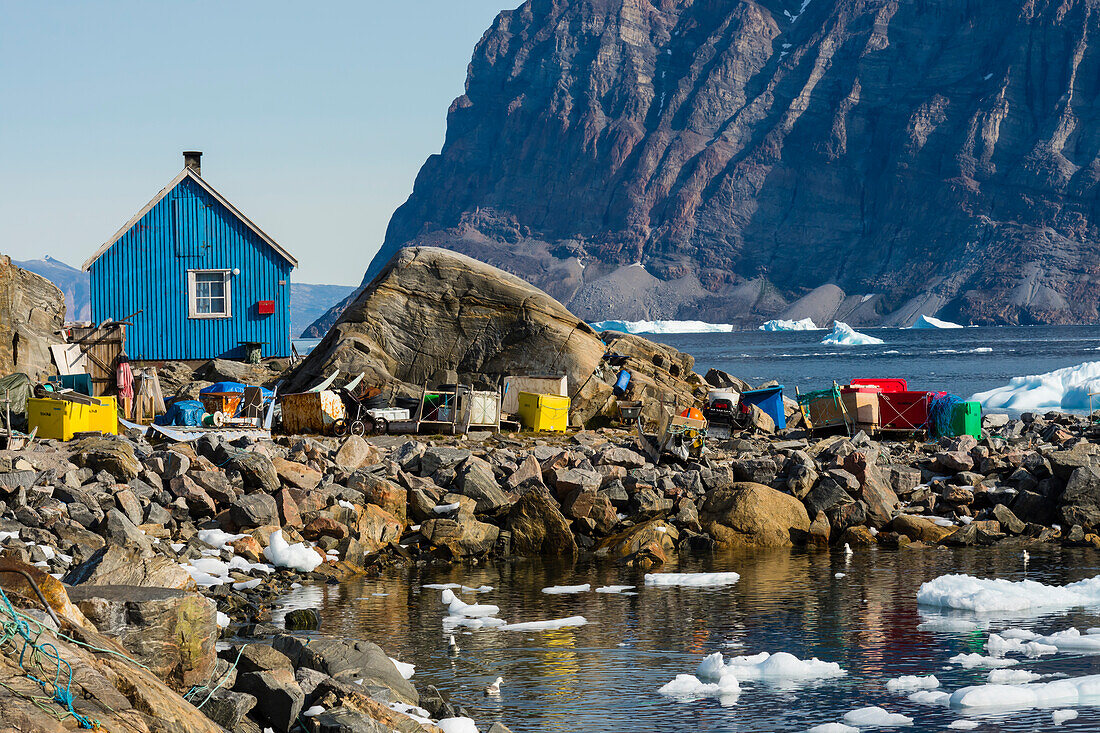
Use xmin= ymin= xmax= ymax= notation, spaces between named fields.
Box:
xmin=185 ymin=645 xmax=244 ymax=709
xmin=0 ymin=585 xmax=96 ymax=728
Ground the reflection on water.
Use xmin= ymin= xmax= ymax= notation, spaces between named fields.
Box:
xmin=280 ymin=547 xmax=1100 ymax=731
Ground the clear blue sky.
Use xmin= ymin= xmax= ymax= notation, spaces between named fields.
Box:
xmin=0 ymin=1 xmax=514 ymax=285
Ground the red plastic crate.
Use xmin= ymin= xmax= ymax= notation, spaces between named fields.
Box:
xmin=878 ymin=390 xmax=930 ymax=430
xmin=850 ymin=378 xmax=908 ymax=393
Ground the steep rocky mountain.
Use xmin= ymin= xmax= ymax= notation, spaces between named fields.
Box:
xmin=289 ymin=283 xmax=356 ymax=337
xmin=15 ymin=256 xmax=90 ymax=322
xmin=0 ymin=255 xmax=65 ymax=377
xmin=311 ymin=0 xmax=1100 ymax=332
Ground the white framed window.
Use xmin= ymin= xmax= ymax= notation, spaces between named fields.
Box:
xmin=187 ymin=269 xmax=232 ymax=318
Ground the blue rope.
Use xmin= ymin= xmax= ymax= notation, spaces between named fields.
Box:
xmin=0 ymin=585 xmax=95 ymax=728
xmin=928 ymin=393 xmax=964 ymax=439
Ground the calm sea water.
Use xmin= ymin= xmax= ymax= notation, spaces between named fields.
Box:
xmin=650 ymin=325 xmax=1100 ymax=404
xmin=298 ymin=325 xmax=1100 ymax=407
xmin=283 ymin=548 xmax=1100 ymax=732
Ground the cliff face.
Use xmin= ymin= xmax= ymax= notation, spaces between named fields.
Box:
xmin=0 ymin=254 xmax=65 ymax=377
xmin=313 ymin=0 xmax=1100 ymax=332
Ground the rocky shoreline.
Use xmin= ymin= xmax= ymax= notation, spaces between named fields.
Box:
xmin=2 ymin=402 xmax=1100 ymax=731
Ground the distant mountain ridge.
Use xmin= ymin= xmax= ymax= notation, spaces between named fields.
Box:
xmin=13 ymin=254 xmax=352 ymax=337
xmin=308 ymin=0 xmax=1100 ymax=335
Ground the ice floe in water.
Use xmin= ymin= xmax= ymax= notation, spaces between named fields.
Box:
xmin=949 ymin=653 xmax=1017 ymax=669
xmin=841 ymin=706 xmax=913 ymax=726
xmin=441 ymin=589 xmax=500 ymax=618
xmin=594 ymin=585 xmax=635 ymax=594
xmin=696 ymin=651 xmax=846 ymax=682
xmin=820 ymin=322 xmax=884 ymax=346
xmin=657 ymin=672 xmax=740 ymax=704
xmin=909 ymin=690 xmax=950 ymax=706
xmin=644 ymin=571 xmax=740 ymax=587
xmin=988 ymin=627 xmax=1100 ymax=656
xmin=497 ymin=616 xmax=587 ymax=632
xmin=946 ymin=721 xmax=979 ymax=730
xmin=1053 ymin=709 xmax=1079 ymax=725
xmin=909 ymin=314 xmax=964 ymax=329
xmin=886 ymin=674 xmax=940 ymax=692
xmin=589 ymin=319 xmax=734 ymax=334
xmin=987 ymin=669 xmax=1044 ymax=684
xmin=541 ymin=584 xmax=590 ymax=594
xmin=971 ymin=361 xmax=1100 ymax=412
xmin=806 ymin=725 xmax=860 ymax=733
xmin=422 ymin=583 xmax=493 ymax=593
xmin=759 ymin=317 xmax=820 ymax=331
xmin=917 ymin=573 xmax=1100 ymax=615
xmin=948 ymin=674 xmax=1100 ymax=711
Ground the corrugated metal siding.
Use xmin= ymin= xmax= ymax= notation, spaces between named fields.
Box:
xmin=89 ymin=176 xmax=293 ymax=360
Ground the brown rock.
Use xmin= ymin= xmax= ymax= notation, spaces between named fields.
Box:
xmin=889 ymin=514 xmax=954 ymax=543
xmin=302 ymin=516 xmax=349 ymax=541
xmin=506 ymin=490 xmax=577 ymax=556
xmin=700 ymin=482 xmax=811 ymax=547
xmin=275 ymin=488 xmax=302 ymax=528
xmin=596 ymin=520 xmax=678 ymax=568
xmin=272 ymin=456 xmax=322 ymax=490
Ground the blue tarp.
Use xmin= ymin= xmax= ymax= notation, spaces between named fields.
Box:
xmin=199 ymin=382 xmax=275 ymax=400
xmin=155 ymin=400 xmax=207 ymax=427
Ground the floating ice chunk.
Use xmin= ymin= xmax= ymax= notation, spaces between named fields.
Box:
xmin=886 ymin=675 xmax=940 ymax=692
xmin=1053 ymin=709 xmax=1079 ymax=725
xmin=436 ymin=718 xmax=480 ymax=733
xmin=657 ymin=672 xmax=740 ymax=704
xmin=541 ymin=584 xmax=590 ymax=594
xmin=948 ymin=674 xmax=1100 ymax=711
xmin=433 ymin=502 xmax=461 ymax=514
xmin=835 ymin=573 xmax=846 ymax=579
xmin=949 ymin=653 xmax=1017 ymax=669
xmin=590 ymin=319 xmax=735 ymax=334
xmin=909 ymin=314 xmax=964 ymax=329
xmin=972 ymin=361 xmax=1100 ymax=412
xmin=918 ymin=573 xmax=1100 ymax=615
xmin=806 ymin=725 xmax=859 ymax=733
xmin=820 ymin=322 xmax=884 ymax=346
xmin=595 ymin=585 xmax=635 ymax=594
xmin=999 ymin=628 xmax=1040 ymax=640
xmin=988 ymin=669 xmax=1043 ymax=684
xmin=263 ymin=531 xmax=323 ymax=573
xmin=388 ymin=657 xmax=415 ymax=679
xmin=302 ymin=705 xmax=324 ymax=717
xmin=697 ymin=651 xmax=845 ymax=682
xmin=422 ymin=583 xmax=493 ymax=593
xmin=644 ymin=572 xmax=740 ymax=587
xmin=947 ymin=722 xmax=979 ymax=730
xmin=909 ymin=690 xmax=950 ymax=706
xmin=216 ymin=611 xmax=230 ymax=628
xmin=497 ymin=616 xmax=587 ymax=632
xmin=441 ymin=589 xmax=499 ymax=618
xmin=842 ymin=706 xmax=913 ymax=727
xmin=442 ymin=615 xmax=506 ymax=631
xmin=759 ymin=318 xmax=820 ymax=331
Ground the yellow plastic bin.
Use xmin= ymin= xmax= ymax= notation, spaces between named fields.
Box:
xmin=27 ymin=397 xmax=119 ymax=441
xmin=86 ymin=396 xmax=119 ymax=435
xmin=517 ymin=392 xmax=570 ymax=432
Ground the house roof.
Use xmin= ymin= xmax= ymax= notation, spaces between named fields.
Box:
xmin=82 ymin=167 xmax=298 ymax=271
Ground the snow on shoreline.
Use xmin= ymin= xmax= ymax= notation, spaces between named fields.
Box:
xmin=589 ymin=319 xmax=735 ymax=334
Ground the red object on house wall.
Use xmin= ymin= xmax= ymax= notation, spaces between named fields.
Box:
xmin=256 ymin=300 xmax=275 ymax=315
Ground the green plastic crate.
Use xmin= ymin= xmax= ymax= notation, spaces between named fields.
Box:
xmin=949 ymin=400 xmax=981 ymax=438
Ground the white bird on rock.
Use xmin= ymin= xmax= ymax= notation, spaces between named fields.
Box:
xmin=447 ymin=634 xmax=460 ymax=656
xmin=442 ymin=589 xmax=499 ymax=618
xmin=484 ymin=676 xmax=503 ymax=695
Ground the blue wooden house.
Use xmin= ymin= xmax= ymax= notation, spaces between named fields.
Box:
xmin=83 ymin=152 xmax=296 ymax=361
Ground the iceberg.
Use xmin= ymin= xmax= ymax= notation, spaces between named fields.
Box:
xmin=917 ymin=573 xmax=1100 ymax=615
xmin=971 ymin=361 xmax=1100 ymax=412
xmin=588 ymin=319 xmax=734 ymax=334
xmin=909 ymin=314 xmax=964 ymax=329
xmin=948 ymin=674 xmax=1100 ymax=711
xmin=820 ymin=322 xmax=884 ymax=346
xmin=759 ymin=318 xmax=820 ymax=331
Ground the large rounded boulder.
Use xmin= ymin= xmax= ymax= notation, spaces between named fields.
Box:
xmin=700 ymin=483 xmax=811 ymax=547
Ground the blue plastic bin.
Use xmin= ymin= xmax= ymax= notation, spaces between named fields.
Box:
xmin=740 ymin=386 xmax=786 ymax=430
